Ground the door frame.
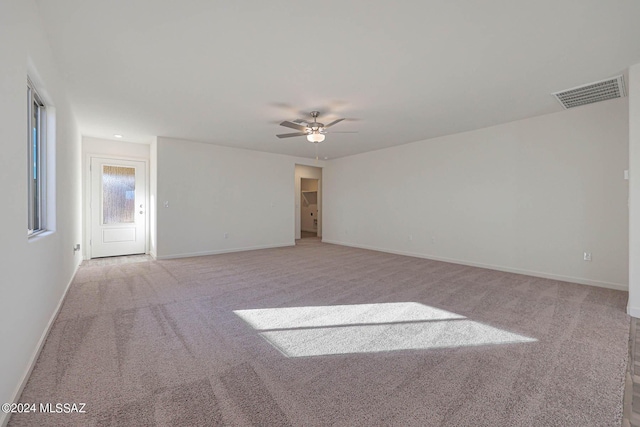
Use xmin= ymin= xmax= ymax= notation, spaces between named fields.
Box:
xmin=84 ymin=153 xmax=150 ymax=259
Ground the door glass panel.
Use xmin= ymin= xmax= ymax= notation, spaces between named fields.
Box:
xmin=102 ymin=165 xmax=135 ymax=224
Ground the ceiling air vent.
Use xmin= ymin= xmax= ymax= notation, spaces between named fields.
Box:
xmin=552 ymin=75 xmax=626 ymax=109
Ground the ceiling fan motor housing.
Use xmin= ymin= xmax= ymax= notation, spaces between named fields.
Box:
xmin=309 ymin=111 xmax=324 ymax=132
xmin=276 ymin=111 xmax=352 ymax=140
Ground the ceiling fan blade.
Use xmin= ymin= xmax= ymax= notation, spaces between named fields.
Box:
xmin=324 ymin=118 xmax=345 ymax=128
xmin=280 ymin=121 xmax=308 ymax=131
xmin=276 ymin=132 xmax=307 ymax=138
xmin=324 ymin=131 xmax=358 ymax=134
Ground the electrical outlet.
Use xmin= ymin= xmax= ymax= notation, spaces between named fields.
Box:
xmin=164 ymin=201 xmax=169 ymax=208
xmin=224 ymin=232 xmax=228 ymax=239
xmin=583 ymin=252 xmax=592 ymax=261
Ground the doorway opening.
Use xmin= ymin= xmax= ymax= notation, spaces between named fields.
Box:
xmin=301 ymin=178 xmax=319 ymax=238
xmin=295 ymin=165 xmax=322 ymax=240
xmin=88 ymin=156 xmax=148 ymax=258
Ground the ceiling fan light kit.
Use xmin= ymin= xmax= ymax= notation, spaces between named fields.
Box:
xmin=276 ymin=110 xmax=355 ymax=144
xmin=307 ymin=133 xmax=325 ymax=143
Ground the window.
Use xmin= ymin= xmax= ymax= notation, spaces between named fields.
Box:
xmin=27 ymin=78 xmax=46 ymax=236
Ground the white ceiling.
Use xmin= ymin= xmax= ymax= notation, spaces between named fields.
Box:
xmin=36 ymin=0 xmax=640 ymax=159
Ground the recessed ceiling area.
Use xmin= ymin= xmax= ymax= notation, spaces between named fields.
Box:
xmin=35 ymin=0 xmax=640 ymax=159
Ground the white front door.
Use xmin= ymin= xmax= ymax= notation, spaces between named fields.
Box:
xmin=90 ymin=157 xmax=146 ymax=258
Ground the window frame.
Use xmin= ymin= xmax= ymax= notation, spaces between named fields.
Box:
xmin=27 ymin=78 xmax=47 ymax=237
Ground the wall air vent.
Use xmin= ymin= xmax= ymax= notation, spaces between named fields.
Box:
xmin=552 ymin=75 xmax=626 ymax=109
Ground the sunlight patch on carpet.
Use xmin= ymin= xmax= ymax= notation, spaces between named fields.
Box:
xmin=234 ymin=302 xmax=536 ymax=357
xmin=234 ymin=302 xmax=464 ymax=329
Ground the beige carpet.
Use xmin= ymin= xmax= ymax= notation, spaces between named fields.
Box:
xmin=9 ymin=239 xmax=629 ymax=426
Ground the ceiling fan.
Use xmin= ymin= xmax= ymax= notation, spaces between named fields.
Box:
xmin=276 ymin=111 xmax=356 ymax=143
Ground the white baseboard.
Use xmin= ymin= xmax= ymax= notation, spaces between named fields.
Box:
xmin=1 ymin=260 xmax=80 ymax=427
xmin=156 ymin=242 xmax=295 ymax=260
xmin=628 ymin=306 xmax=640 ymax=318
xmin=322 ymin=239 xmax=628 ymax=292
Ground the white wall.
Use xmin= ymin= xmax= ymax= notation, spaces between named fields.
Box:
xmin=0 ymin=1 xmax=81 ymax=424
xmin=295 ymin=165 xmax=323 ymax=238
xmin=82 ymin=137 xmax=150 ymax=259
xmin=83 ymin=136 xmax=150 ymax=159
xmin=155 ymin=137 xmax=324 ymax=258
xmin=629 ymin=64 xmax=640 ymax=315
xmin=324 ymin=98 xmax=629 ymax=289
xmin=301 ymin=203 xmax=318 ymax=232
xmin=301 ymin=179 xmax=319 ymax=192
